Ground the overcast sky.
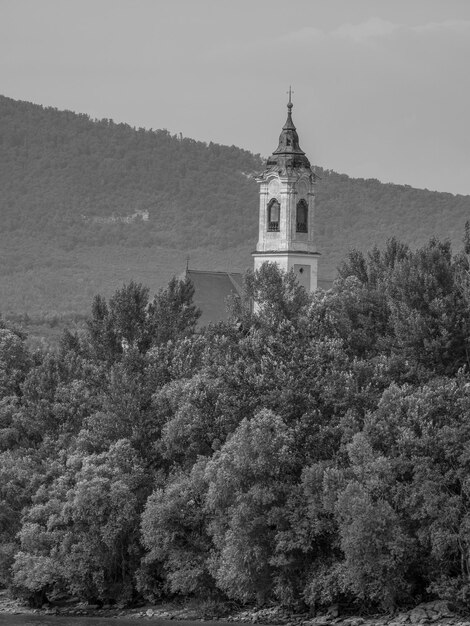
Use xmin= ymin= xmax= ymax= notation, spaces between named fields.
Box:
xmin=1 ymin=0 xmax=469 ymax=195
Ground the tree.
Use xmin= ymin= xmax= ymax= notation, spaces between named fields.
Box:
xmin=332 ymin=377 xmax=470 ymax=608
xmin=87 ymin=278 xmax=200 ymax=363
xmin=140 ymin=458 xmax=214 ymax=599
xmin=13 ymin=440 xmax=149 ymax=604
xmin=16 ymin=349 xmax=100 ymax=448
xmin=0 ymin=326 xmax=32 ymax=398
xmin=204 ymin=410 xmax=296 ymax=604
xmin=333 ymin=434 xmax=413 ymax=610
xmin=386 ymin=239 xmax=470 ymax=375
xmin=0 ymin=450 xmax=43 ymax=588
xmin=241 ymin=262 xmax=310 ymax=329
xmin=147 ymin=276 xmax=201 ymax=346
xmin=307 ymin=276 xmax=391 ymax=359
xmin=87 ymin=282 xmax=149 ymax=362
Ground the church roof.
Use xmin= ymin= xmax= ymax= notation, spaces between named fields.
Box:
xmin=184 ymin=269 xmax=244 ymax=326
xmin=317 ymin=277 xmax=334 ymax=291
xmin=184 ymin=268 xmax=334 ymax=328
xmin=265 ymin=94 xmax=312 ymax=173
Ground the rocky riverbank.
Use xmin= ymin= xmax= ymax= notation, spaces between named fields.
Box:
xmin=1 ymin=592 xmax=470 ymax=626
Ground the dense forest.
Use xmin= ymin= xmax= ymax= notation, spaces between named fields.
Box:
xmin=3 ymin=235 xmax=470 ymax=613
xmin=1 ymin=94 xmax=470 ymax=321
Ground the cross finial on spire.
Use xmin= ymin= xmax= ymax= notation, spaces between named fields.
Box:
xmin=287 ymin=86 xmax=294 ymax=110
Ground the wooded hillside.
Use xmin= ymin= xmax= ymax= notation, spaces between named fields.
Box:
xmin=1 ymin=94 xmax=469 ymax=319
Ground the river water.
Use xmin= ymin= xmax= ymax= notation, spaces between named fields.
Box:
xmin=0 ymin=617 xmax=121 ymax=625
xmin=0 ymin=616 xmax=136 ymax=625
xmin=0 ymin=617 xmax=231 ymax=626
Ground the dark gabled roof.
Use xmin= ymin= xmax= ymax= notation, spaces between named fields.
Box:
xmin=184 ymin=268 xmax=335 ymax=328
xmin=317 ymin=278 xmax=334 ymax=291
xmin=184 ymin=269 xmax=244 ymax=327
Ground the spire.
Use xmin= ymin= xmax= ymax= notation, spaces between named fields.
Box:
xmin=283 ymin=86 xmax=296 ymax=132
xmin=266 ymin=89 xmax=311 ymax=171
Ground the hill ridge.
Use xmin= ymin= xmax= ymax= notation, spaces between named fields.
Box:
xmin=1 ymin=94 xmax=469 ymax=316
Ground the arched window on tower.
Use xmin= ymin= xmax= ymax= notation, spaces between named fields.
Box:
xmin=267 ymin=199 xmax=280 ymax=232
xmin=296 ymin=199 xmax=308 ymax=233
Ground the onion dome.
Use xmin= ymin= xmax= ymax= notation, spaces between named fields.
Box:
xmin=266 ymin=92 xmax=312 ymax=173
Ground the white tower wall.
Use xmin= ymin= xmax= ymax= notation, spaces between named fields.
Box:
xmin=252 ymin=96 xmax=319 ymax=292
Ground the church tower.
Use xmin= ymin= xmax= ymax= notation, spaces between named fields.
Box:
xmin=253 ymin=92 xmax=319 ymax=292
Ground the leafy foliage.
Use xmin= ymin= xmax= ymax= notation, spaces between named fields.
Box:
xmin=4 ymin=241 xmax=470 ymax=613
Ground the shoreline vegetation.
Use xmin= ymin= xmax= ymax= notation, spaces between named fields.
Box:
xmin=4 ymin=241 xmax=470 ymax=617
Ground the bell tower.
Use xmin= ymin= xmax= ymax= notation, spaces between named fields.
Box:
xmin=253 ymin=91 xmax=319 ymax=292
